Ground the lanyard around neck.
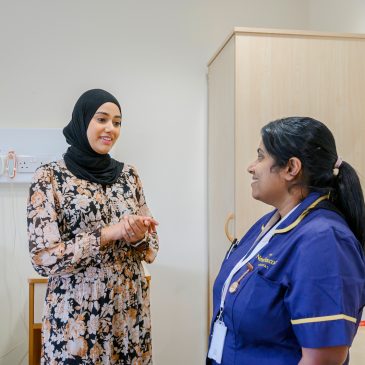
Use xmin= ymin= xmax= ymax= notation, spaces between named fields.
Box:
xmin=218 ymin=204 xmax=300 ymax=318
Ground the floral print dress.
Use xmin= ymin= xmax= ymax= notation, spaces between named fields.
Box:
xmin=27 ymin=160 xmax=158 ymax=365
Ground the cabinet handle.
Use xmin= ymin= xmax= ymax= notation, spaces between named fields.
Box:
xmin=224 ymin=213 xmax=235 ymax=243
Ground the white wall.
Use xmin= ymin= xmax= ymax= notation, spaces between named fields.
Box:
xmin=0 ymin=1 xmax=309 ymax=364
xmin=309 ymin=0 xmax=365 ymax=32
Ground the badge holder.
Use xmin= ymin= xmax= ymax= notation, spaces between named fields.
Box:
xmin=207 ymin=311 xmax=227 ymax=364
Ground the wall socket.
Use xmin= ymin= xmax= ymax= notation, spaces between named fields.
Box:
xmin=17 ymin=155 xmax=58 ymax=173
xmin=0 ymin=128 xmax=68 ymax=183
xmin=0 ymin=154 xmax=60 ymax=183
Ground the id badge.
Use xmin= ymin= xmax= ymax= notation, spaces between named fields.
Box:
xmin=207 ymin=320 xmax=227 ymax=364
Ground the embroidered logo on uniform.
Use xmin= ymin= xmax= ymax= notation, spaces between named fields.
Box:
xmin=257 ymin=254 xmax=278 ymax=269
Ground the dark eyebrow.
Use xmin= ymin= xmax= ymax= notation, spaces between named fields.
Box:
xmin=95 ymin=111 xmax=122 ymax=118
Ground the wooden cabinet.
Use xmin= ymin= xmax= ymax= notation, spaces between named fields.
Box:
xmin=28 ymin=278 xmax=47 ymax=365
xmin=351 ymin=328 xmax=365 ymax=364
xmin=208 ymin=27 xmax=365 ymax=360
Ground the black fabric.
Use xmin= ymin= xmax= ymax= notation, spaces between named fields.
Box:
xmin=63 ymin=89 xmax=123 ymax=185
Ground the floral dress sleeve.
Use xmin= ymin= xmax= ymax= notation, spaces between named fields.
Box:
xmin=131 ymin=167 xmax=159 ymax=264
xmin=27 ymin=165 xmax=102 ymax=276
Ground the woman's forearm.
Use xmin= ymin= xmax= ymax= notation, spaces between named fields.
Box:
xmin=299 ymin=346 xmax=348 ymax=365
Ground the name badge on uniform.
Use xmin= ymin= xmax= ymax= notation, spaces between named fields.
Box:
xmin=207 ymin=320 xmax=227 ymax=364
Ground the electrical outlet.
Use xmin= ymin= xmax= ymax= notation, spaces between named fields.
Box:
xmin=0 ymin=128 xmax=67 ymax=183
xmin=17 ymin=156 xmax=40 ymax=173
xmin=17 ymin=155 xmax=58 ymax=173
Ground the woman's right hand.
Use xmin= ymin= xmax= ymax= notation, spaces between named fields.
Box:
xmin=100 ymin=215 xmax=159 ymax=248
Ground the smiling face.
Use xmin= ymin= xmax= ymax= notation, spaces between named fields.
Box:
xmin=86 ymin=102 xmax=122 ymax=154
xmin=247 ymin=141 xmax=289 ymax=207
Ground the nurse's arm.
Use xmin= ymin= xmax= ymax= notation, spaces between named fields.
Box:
xmin=299 ymin=346 xmax=349 ymax=365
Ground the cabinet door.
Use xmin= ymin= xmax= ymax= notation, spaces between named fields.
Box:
xmin=235 ymin=33 xmax=365 ymax=237
xmin=208 ymin=37 xmax=235 ymax=315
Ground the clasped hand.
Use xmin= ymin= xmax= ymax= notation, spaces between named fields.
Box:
xmin=101 ymin=215 xmax=159 ymax=247
xmin=119 ymin=215 xmax=158 ymax=243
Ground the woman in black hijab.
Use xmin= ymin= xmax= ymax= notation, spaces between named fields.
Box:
xmin=28 ymin=89 xmax=159 ymax=364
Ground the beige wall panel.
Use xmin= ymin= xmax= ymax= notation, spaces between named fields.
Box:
xmin=208 ymin=37 xmax=235 ymax=312
xmin=351 ymin=327 xmax=365 ymax=364
xmin=235 ymin=33 xmax=365 ymax=237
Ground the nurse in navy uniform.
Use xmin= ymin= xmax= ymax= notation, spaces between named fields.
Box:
xmin=208 ymin=117 xmax=365 ymax=365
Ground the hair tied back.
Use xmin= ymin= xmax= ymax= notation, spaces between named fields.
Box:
xmin=333 ymin=156 xmax=343 ymax=176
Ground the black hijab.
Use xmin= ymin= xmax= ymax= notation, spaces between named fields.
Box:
xmin=63 ymin=89 xmax=124 ymax=185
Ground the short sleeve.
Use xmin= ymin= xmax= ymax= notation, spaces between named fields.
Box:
xmin=285 ymin=227 xmax=365 ymax=348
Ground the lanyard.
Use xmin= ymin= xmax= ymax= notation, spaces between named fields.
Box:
xmin=218 ymin=204 xmax=299 ymax=318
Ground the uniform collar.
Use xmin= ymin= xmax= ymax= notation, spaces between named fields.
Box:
xmin=262 ymin=192 xmax=329 ymax=235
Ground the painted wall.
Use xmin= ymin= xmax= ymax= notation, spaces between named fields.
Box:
xmin=309 ymin=0 xmax=365 ymax=32
xmin=0 ymin=1 xmax=309 ymax=364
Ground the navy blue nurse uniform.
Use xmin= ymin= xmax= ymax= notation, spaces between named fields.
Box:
xmin=208 ymin=193 xmax=365 ymax=365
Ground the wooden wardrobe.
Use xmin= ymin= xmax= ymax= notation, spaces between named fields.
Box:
xmin=207 ymin=27 xmax=365 ymax=351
